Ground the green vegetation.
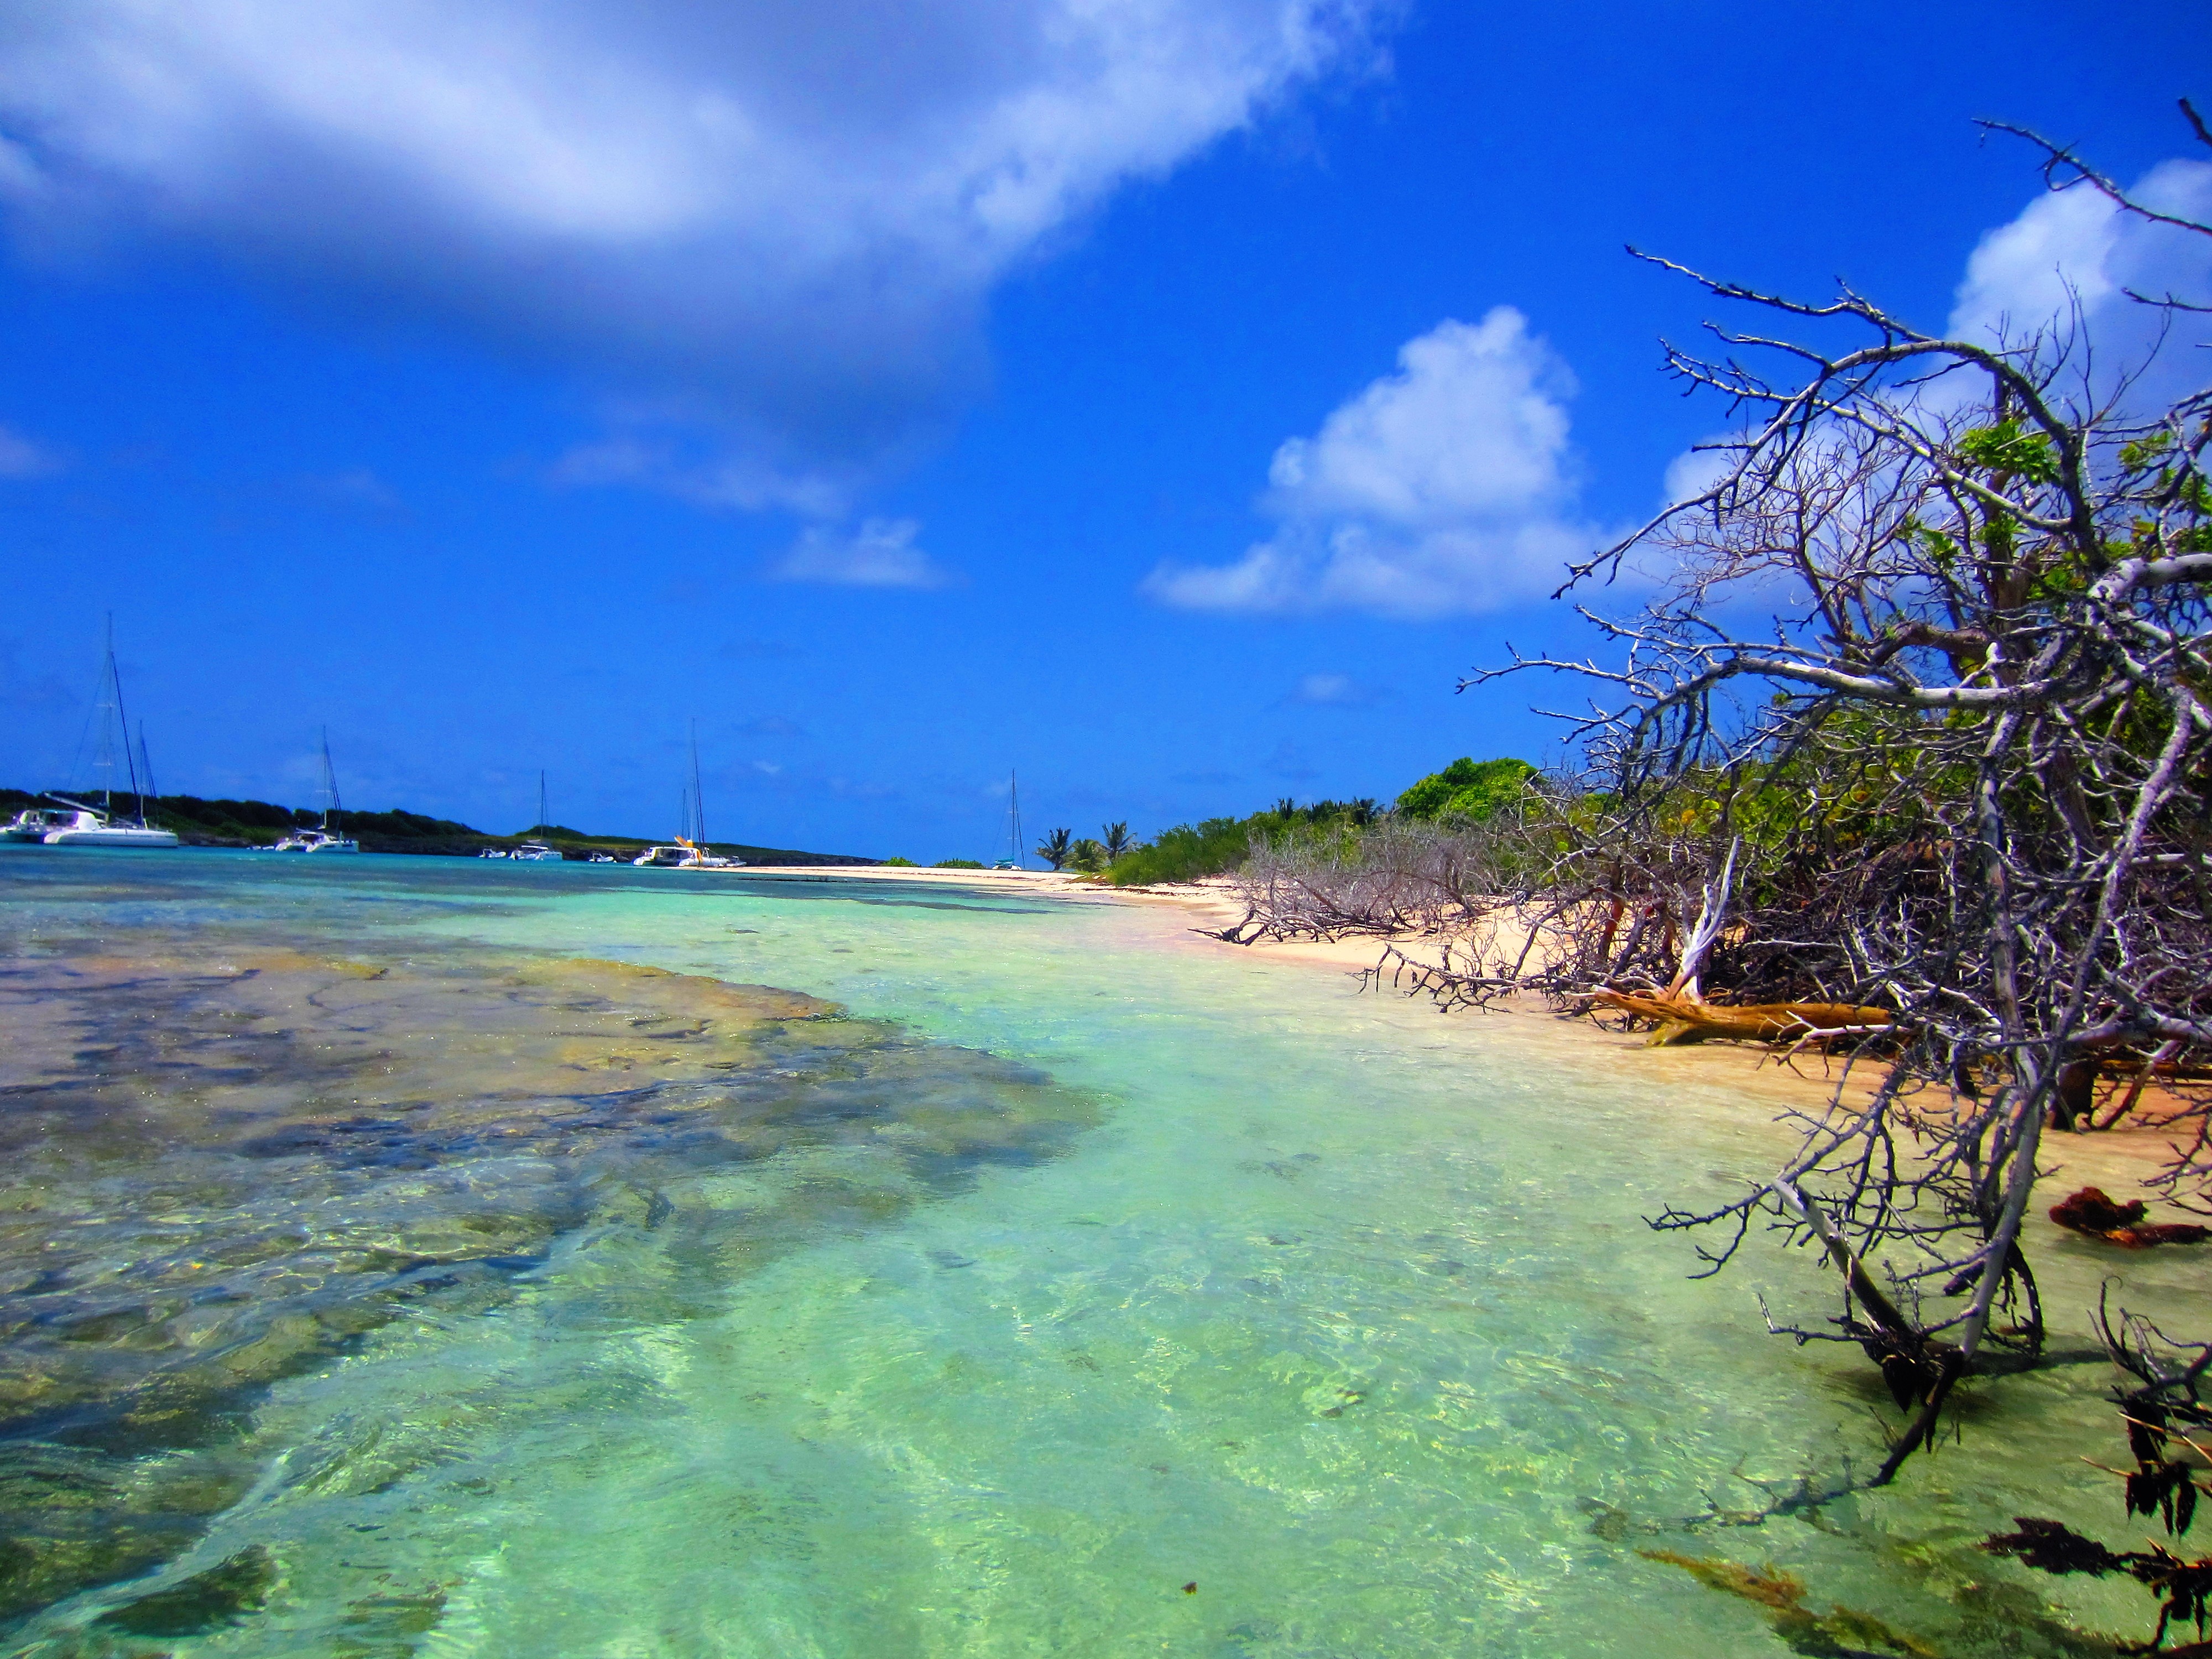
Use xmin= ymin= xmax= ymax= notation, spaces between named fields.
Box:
xmin=1394 ymin=757 xmax=1535 ymax=823
xmin=881 ymin=855 xmax=918 ymax=867
xmin=1103 ymin=791 xmax=1400 ymax=887
xmin=0 ymin=785 xmax=872 ymax=864
xmin=1035 ymin=828 xmax=1073 ymax=870
xmin=934 ymin=858 xmax=984 ymax=869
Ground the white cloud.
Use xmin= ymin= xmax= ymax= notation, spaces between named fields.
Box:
xmin=0 ymin=2 xmax=1388 ymax=484
xmin=772 ymin=517 xmax=955 ymax=589
xmin=1948 ymin=159 xmax=2212 ymax=408
xmin=1660 ymin=444 xmax=1734 ymax=509
xmin=1649 ymin=155 xmax=2212 ymax=531
xmin=1145 ymin=308 xmax=1599 ymax=618
xmin=547 ymin=435 xmax=847 ymax=518
xmin=0 ymin=425 xmax=62 ymax=478
xmin=307 ymin=465 xmax=401 ymax=512
xmin=1288 ymin=671 xmax=1379 ymax=706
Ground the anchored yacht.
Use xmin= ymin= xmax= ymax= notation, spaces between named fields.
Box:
xmin=44 ymin=800 xmax=180 ymax=848
xmin=632 ymin=727 xmax=742 ymax=869
xmin=630 ymin=838 xmax=735 ymax=868
xmin=1 ymin=807 xmax=72 ymax=842
xmin=270 ymin=731 xmax=360 ymax=853
xmin=41 ymin=621 xmax=179 ymax=849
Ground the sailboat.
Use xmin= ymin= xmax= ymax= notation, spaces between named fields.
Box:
xmin=993 ymin=769 xmax=1025 ymax=869
xmin=0 ymin=805 xmax=71 ymax=842
xmin=40 ymin=620 xmax=180 ymax=848
xmin=632 ymin=726 xmax=740 ymax=869
xmin=510 ymin=771 xmax=563 ymax=862
xmin=270 ymin=730 xmax=361 ymax=853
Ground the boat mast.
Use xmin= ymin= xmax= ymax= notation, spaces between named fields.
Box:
xmin=319 ymin=728 xmax=342 ymax=833
xmin=105 ymin=615 xmax=144 ymax=821
xmin=137 ymin=724 xmax=158 ymax=824
xmin=538 ymin=770 xmax=548 ymax=834
xmin=689 ymin=720 xmax=707 ymax=849
xmin=1008 ymin=769 xmax=1024 ymax=869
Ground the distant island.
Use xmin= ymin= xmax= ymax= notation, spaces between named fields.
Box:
xmin=0 ymin=787 xmax=874 ymax=867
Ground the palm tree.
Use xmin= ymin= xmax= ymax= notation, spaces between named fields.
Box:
xmin=1036 ymin=827 xmax=1073 ymax=870
xmin=1102 ymin=821 xmax=1133 ymax=859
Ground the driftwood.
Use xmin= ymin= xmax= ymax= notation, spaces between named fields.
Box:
xmin=2049 ymin=1186 xmax=2211 ymax=1249
xmin=1588 ymin=988 xmax=1891 ymax=1046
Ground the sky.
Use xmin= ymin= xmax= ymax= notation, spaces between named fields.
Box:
xmin=2 ymin=1 xmax=2208 ymax=859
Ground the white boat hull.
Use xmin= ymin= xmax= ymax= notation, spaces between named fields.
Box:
xmin=3 ymin=810 xmax=73 ymax=842
xmin=272 ymin=830 xmax=359 ymax=853
xmin=45 ymin=826 xmax=180 ymax=848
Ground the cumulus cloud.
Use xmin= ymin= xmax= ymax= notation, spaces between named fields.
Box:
xmin=1948 ymin=159 xmax=2212 ymax=408
xmin=0 ymin=425 xmax=62 ymax=478
xmin=0 ymin=2 xmax=1386 ymax=489
xmin=1287 ymin=671 xmax=1381 ymax=706
xmin=1144 ymin=308 xmax=1600 ymax=617
xmin=547 ymin=435 xmax=847 ymax=519
xmin=306 ymin=465 xmax=402 ymax=513
xmin=1648 ymin=156 xmax=2212 ymax=533
xmin=772 ymin=517 xmax=955 ymax=588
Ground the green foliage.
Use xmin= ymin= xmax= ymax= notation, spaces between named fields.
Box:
xmin=1957 ymin=417 xmax=2059 ymax=484
xmin=142 ymin=793 xmax=481 ymax=842
xmin=1105 ymin=817 xmax=1251 ymax=885
xmin=1104 ymin=796 xmax=1384 ymax=886
xmin=1036 ymin=828 xmax=1074 ymax=870
xmin=934 ymin=858 xmax=984 ymax=869
xmin=1395 ymin=757 xmax=1535 ymax=823
xmin=1102 ymin=821 xmax=1133 ymax=858
xmin=1066 ymin=837 xmax=1108 ymax=873
xmin=881 ymin=855 xmax=917 ymax=867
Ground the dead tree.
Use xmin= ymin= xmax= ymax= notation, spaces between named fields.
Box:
xmin=1468 ymin=108 xmax=2212 ymax=1483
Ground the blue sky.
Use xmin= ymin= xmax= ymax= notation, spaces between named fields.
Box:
xmin=2 ymin=1 xmax=2207 ymax=858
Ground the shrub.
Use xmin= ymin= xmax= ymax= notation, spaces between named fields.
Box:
xmin=1395 ymin=758 xmax=1535 ymax=824
xmin=1106 ymin=817 xmax=1251 ymax=885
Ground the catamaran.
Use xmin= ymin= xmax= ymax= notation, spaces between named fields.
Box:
xmin=42 ymin=621 xmax=179 ymax=849
xmin=631 ymin=727 xmax=740 ymax=869
xmin=270 ymin=729 xmax=360 ymax=853
xmin=1 ymin=806 xmax=72 ymax=842
xmin=43 ymin=801 xmax=180 ymax=848
xmin=510 ymin=770 xmax=564 ymax=861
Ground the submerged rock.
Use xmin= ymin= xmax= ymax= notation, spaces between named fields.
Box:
xmin=0 ymin=936 xmax=1100 ymax=1632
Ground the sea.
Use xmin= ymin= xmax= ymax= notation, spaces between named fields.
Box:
xmin=0 ymin=847 xmax=2198 ymax=1657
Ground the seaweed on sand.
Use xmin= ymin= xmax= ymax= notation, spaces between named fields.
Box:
xmin=92 ymin=1545 xmax=275 ymax=1637
xmin=1640 ymin=1550 xmax=1942 ymax=1658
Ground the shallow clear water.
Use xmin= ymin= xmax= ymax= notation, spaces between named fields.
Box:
xmin=1 ymin=848 xmax=2201 ymax=1657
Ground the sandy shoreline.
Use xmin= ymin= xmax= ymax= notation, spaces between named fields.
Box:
xmin=733 ymin=862 xmax=2203 ymax=1207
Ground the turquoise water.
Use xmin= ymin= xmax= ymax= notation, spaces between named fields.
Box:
xmin=1 ymin=849 xmax=2200 ymax=1656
